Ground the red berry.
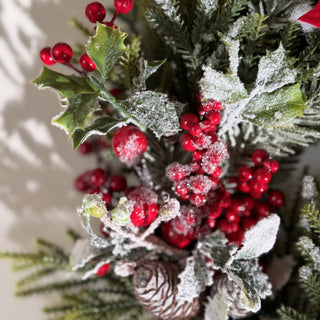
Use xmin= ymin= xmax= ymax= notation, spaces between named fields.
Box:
xmin=257 ymin=203 xmax=274 ymax=217
xmin=243 ymin=196 xmax=256 ymax=210
xmin=251 ymin=181 xmax=268 ymax=194
xmin=192 ymin=150 xmax=204 ymax=161
xmin=200 ymin=119 xmax=216 ymax=132
xmin=208 ymin=205 xmax=222 ymax=219
xmin=78 ymin=141 xmax=93 ymax=154
xmin=227 ymin=230 xmax=244 ymax=246
xmin=51 ymin=42 xmax=73 ymax=64
xmin=194 ymin=225 xmax=211 ymax=240
xmin=189 ymin=193 xmax=205 ymax=206
xmin=112 ymin=126 xmax=148 ymax=166
xmin=268 ymin=190 xmax=285 ymax=207
xmin=109 ymin=88 xmax=121 ymax=99
xmin=263 ymin=159 xmax=279 ymax=173
xmin=174 ymin=181 xmax=189 ymax=196
xmin=189 ymin=123 xmax=202 ymax=136
xmin=86 ymin=187 xmax=100 ymax=194
xmin=242 ymin=217 xmax=257 ymax=230
xmin=252 ymin=149 xmax=269 ymax=166
xmin=143 ymin=203 xmax=158 ymax=227
xmin=218 ymin=220 xmax=239 ymax=235
xmin=180 ymin=133 xmax=197 ymax=152
xmin=206 ymin=217 xmax=216 ymax=228
xmin=197 ymin=92 xmax=204 ymax=102
xmin=100 ymin=223 xmax=109 ymax=237
xmin=109 ymin=175 xmax=127 ymax=192
xmin=74 ymin=175 xmax=90 ymax=192
xmin=212 ymin=166 xmax=222 ymax=177
xmin=96 ymin=263 xmax=110 ymax=276
xmin=239 ymin=181 xmax=251 ymax=193
xmin=40 ymin=47 xmax=56 ymax=65
xmin=230 ymin=199 xmax=244 ymax=213
xmin=90 ymin=168 xmax=107 ymax=187
xmin=166 ymin=163 xmax=188 ymax=181
xmin=238 ymin=166 xmax=254 ymax=181
xmin=114 ymin=0 xmax=133 ymax=14
xmin=180 ymin=113 xmax=199 ymax=130
xmin=190 ymin=175 xmax=213 ymax=194
xmin=161 ymin=221 xmax=191 ymax=249
xmin=207 ymin=111 xmax=221 ymax=125
xmin=225 ymin=210 xmax=241 ymax=223
xmin=130 ymin=205 xmax=145 ymax=227
xmin=253 ymin=168 xmax=272 ymax=184
xmin=79 ymin=53 xmax=96 ymax=72
xmin=102 ymin=192 xmax=111 ymax=206
xmin=86 ymin=2 xmax=106 ymax=23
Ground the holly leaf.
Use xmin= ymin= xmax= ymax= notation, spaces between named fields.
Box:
xmin=177 ymin=251 xmax=213 ymax=302
xmin=235 ymin=214 xmax=280 ymax=260
xmin=143 ymin=59 xmax=166 ymax=81
xmin=198 ymin=231 xmax=237 ymax=270
xmin=86 ymin=24 xmax=127 ymax=82
xmin=244 ymin=84 xmax=306 ymax=128
xmin=200 ymin=66 xmax=248 ymax=104
xmin=32 ymin=67 xmax=96 ymax=98
xmin=73 ymin=116 xmax=127 ymax=150
xmin=120 ymin=91 xmax=184 ymax=138
xmin=255 ymin=44 xmax=296 ymax=94
xmin=52 ymin=93 xmax=100 ymax=137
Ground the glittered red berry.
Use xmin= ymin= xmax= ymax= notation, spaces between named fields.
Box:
xmin=180 ymin=133 xmax=196 ymax=152
xmin=218 ymin=220 xmax=239 ymax=235
xmin=114 ymin=0 xmax=133 ymax=14
xmin=253 ymin=168 xmax=272 ymax=184
xmin=174 ymin=181 xmax=189 ymax=196
xmin=109 ymin=175 xmax=127 ymax=192
xmin=238 ymin=166 xmax=254 ymax=181
xmin=166 ymin=163 xmax=188 ymax=181
xmin=189 ymin=123 xmax=202 ymax=136
xmin=252 ymin=149 xmax=269 ymax=166
xmin=161 ymin=221 xmax=192 ymax=249
xmin=263 ymin=159 xmax=279 ymax=173
xmin=268 ymin=190 xmax=285 ymax=207
xmin=180 ymin=113 xmax=199 ymax=130
xmin=51 ymin=42 xmax=73 ymax=64
xmin=79 ymin=53 xmax=96 ymax=72
xmin=86 ymin=2 xmax=106 ymax=23
xmin=251 ymin=181 xmax=268 ymax=194
xmin=239 ymin=181 xmax=251 ymax=193
xmin=130 ymin=205 xmax=145 ymax=227
xmin=112 ymin=126 xmax=148 ymax=166
xmin=189 ymin=193 xmax=205 ymax=206
xmin=143 ymin=203 xmax=158 ymax=226
xmin=40 ymin=47 xmax=56 ymax=65
xmin=207 ymin=111 xmax=221 ymax=125
xmin=90 ymin=168 xmax=107 ymax=187
xmin=96 ymin=263 xmax=110 ymax=276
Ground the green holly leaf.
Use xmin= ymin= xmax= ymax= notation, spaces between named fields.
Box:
xmin=86 ymin=24 xmax=127 ymax=82
xmin=120 ymin=91 xmax=184 ymax=138
xmin=73 ymin=116 xmax=127 ymax=150
xmin=52 ymin=93 xmax=100 ymax=138
xmin=32 ymin=67 xmax=96 ymax=98
xmin=143 ymin=59 xmax=167 ymax=81
xmin=244 ymin=84 xmax=306 ymax=128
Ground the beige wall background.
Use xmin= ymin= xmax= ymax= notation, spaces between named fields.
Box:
xmin=0 ymin=0 xmax=319 ymax=319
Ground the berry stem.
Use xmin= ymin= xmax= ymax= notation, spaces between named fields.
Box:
xmin=89 ymin=76 xmax=147 ymax=130
xmin=111 ymin=11 xmax=119 ymax=24
xmin=134 ymin=159 xmax=154 ymax=189
xmin=66 ymin=62 xmax=87 ymax=76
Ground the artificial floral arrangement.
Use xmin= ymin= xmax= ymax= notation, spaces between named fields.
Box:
xmin=2 ymin=0 xmax=320 ymax=319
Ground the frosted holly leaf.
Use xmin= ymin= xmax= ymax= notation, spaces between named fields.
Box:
xmin=229 ymin=259 xmax=272 ymax=301
xmin=220 ymin=34 xmax=240 ymax=75
xmin=82 ymin=193 xmax=107 ymax=218
xmin=302 ymin=175 xmax=318 ymax=199
xmin=77 ymin=203 xmax=111 ymax=249
xmin=198 ymin=231 xmax=237 ymax=270
xmin=200 ymin=66 xmax=248 ymax=104
xmin=235 ymin=214 xmax=280 ymax=260
xmin=120 ymin=91 xmax=184 ymax=138
xmin=177 ymin=251 xmax=213 ymax=302
xmin=69 ymin=239 xmax=101 ymax=271
xmin=255 ymin=44 xmax=296 ymax=94
xmin=228 ymin=260 xmax=272 ymax=312
xmin=143 ymin=59 xmax=167 ymax=82
xmin=204 ymin=293 xmax=230 ymax=320
xmin=244 ymin=84 xmax=306 ymax=129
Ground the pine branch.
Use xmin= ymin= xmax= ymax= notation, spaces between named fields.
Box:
xmin=301 ymin=204 xmax=320 ymax=238
xmin=16 ymin=267 xmax=57 ymax=288
xmin=299 ymin=271 xmax=320 ymax=314
xmin=277 ymin=305 xmax=310 ymax=320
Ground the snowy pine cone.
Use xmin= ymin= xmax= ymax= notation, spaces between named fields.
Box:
xmin=132 ymin=260 xmax=200 ymax=320
xmin=211 ymin=273 xmax=251 ymax=319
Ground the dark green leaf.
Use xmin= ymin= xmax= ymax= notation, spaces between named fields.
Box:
xmin=32 ymin=67 xmax=96 ymax=98
xmin=52 ymin=93 xmax=100 ymax=137
xmin=143 ymin=59 xmax=166 ymax=81
xmin=244 ymin=84 xmax=306 ymax=128
xmin=86 ymin=24 xmax=127 ymax=82
xmin=73 ymin=116 xmax=126 ymax=149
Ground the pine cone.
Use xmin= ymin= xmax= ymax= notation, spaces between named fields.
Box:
xmin=211 ymin=274 xmax=251 ymax=319
xmin=132 ymin=260 xmax=200 ymax=320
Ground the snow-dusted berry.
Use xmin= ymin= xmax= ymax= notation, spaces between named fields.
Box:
xmin=166 ymin=163 xmax=190 ymax=181
xmin=180 ymin=113 xmax=199 ymax=130
xmin=112 ymin=126 xmax=148 ymax=166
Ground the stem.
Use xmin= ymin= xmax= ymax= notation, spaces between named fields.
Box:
xmin=66 ymin=62 xmax=87 ymax=76
xmin=89 ymin=76 xmax=147 ymax=130
xmin=111 ymin=12 xmax=119 ymax=24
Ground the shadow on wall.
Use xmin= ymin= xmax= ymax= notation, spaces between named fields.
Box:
xmin=0 ymin=0 xmax=113 ymax=247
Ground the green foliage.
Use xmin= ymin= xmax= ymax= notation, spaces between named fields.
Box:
xmin=86 ymin=24 xmax=127 ymax=82
xmin=301 ymin=204 xmax=320 ymax=239
xmin=277 ymin=306 xmax=309 ymax=320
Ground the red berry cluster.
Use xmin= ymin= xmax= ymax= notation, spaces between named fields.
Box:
xmin=40 ymin=43 xmax=97 ymax=73
xmin=112 ymin=125 xmax=148 ymax=166
xmin=126 ymin=186 xmax=159 ymax=227
xmin=75 ymin=168 xmax=127 ymax=209
xmin=77 ymin=136 xmax=111 ymax=155
xmin=167 ymin=98 xmax=227 ymax=207
xmin=85 ymin=0 xmax=133 ymax=29
xmin=236 ymin=149 xmax=280 ymax=199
